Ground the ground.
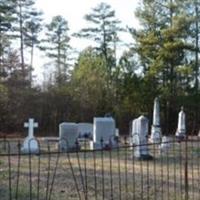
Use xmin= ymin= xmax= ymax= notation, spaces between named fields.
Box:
xmin=0 ymin=137 xmax=200 ymax=200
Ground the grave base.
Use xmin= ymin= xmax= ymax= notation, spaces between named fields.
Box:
xmin=159 ymin=142 xmax=171 ymax=152
xmin=159 ymin=145 xmax=171 ymax=154
xmin=150 ymin=126 xmax=161 ymax=143
xmin=58 ymin=140 xmax=80 ymax=152
xmin=21 ymin=137 xmax=39 ymax=154
xmin=90 ymin=141 xmax=118 ymax=150
xmin=59 ymin=145 xmax=80 ymax=152
xmin=135 ymin=154 xmax=154 ymax=161
xmin=175 ymin=134 xmax=186 ymax=142
xmin=159 ymin=136 xmax=173 ymax=153
xmin=21 ymin=148 xmax=39 ymax=154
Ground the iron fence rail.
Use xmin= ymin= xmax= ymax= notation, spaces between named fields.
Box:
xmin=0 ymin=137 xmax=200 ymax=200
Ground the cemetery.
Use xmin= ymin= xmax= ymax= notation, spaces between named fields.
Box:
xmin=0 ymin=0 xmax=200 ymax=199
xmin=0 ymin=97 xmax=200 ymax=200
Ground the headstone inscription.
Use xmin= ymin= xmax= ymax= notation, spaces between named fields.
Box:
xmin=150 ymin=97 xmax=162 ymax=143
xmin=58 ymin=122 xmax=79 ymax=151
xmin=21 ymin=118 xmax=39 ymax=153
xmin=175 ymin=106 xmax=186 ymax=140
xmin=132 ymin=115 xmax=153 ymax=160
xmin=90 ymin=117 xmax=116 ymax=149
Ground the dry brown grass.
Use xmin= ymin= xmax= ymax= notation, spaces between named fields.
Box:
xmin=0 ymin=139 xmax=200 ymax=199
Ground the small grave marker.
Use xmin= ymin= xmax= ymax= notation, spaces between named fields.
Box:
xmin=21 ymin=118 xmax=39 ymax=153
xmin=159 ymin=136 xmax=172 ymax=154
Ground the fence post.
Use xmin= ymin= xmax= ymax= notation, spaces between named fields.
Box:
xmin=184 ymin=136 xmax=188 ymax=200
xmin=3 ymin=135 xmax=6 ymax=151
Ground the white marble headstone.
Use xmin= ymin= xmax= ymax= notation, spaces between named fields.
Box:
xmin=150 ymin=97 xmax=162 ymax=143
xmin=175 ymin=106 xmax=186 ymax=139
xmin=115 ymin=128 xmax=119 ymax=137
xmin=77 ymin=123 xmax=93 ymax=139
xmin=21 ymin=118 xmax=39 ymax=153
xmin=132 ymin=118 xmax=139 ymax=145
xmin=90 ymin=117 xmax=116 ymax=149
xmin=132 ymin=115 xmax=153 ymax=160
xmin=159 ymin=136 xmax=172 ymax=153
xmin=59 ymin=122 xmax=79 ymax=151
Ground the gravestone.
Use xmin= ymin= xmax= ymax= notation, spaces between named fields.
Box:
xmin=90 ymin=117 xmax=116 ymax=149
xmin=150 ymin=97 xmax=162 ymax=143
xmin=115 ymin=128 xmax=119 ymax=137
xmin=132 ymin=115 xmax=153 ymax=160
xmin=159 ymin=136 xmax=172 ymax=153
xmin=21 ymin=118 xmax=39 ymax=153
xmin=58 ymin=122 xmax=79 ymax=151
xmin=77 ymin=123 xmax=93 ymax=139
xmin=175 ymin=106 xmax=186 ymax=140
xmin=131 ymin=118 xmax=138 ymax=145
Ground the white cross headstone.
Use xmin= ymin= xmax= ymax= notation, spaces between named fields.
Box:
xmin=21 ymin=118 xmax=39 ymax=153
xmin=24 ymin=118 xmax=38 ymax=138
xmin=131 ymin=115 xmax=153 ymax=160
xmin=90 ymin=117 xmax=116 ymax=149
xmin=175 ymin=106 xmax=186 ymax=140
xmin=150 ymin=97 xmax=162 ymax=143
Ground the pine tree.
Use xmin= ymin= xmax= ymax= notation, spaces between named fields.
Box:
xmin=0 ymin=0 xmax=14 ymax=72
xmin=40 ymin=15 xmax=71 ymax=85
xmin=24 ymin=10 xmax=43 ymax=84
xmin=75 ymin=2 xmax=123 ymax=80
xmin=187 ymin=0 xmax=200 ymax=92
xmin=132 ymin=0 xmax=193 ymax=133
xmin=184 ymin=0 xmax=200 ymax=131
xmin=12 ymin=0 xmax=43 ymax=80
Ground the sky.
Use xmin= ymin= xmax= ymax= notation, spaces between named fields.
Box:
xmin=33 ymin=0 xmax=140 ymax=83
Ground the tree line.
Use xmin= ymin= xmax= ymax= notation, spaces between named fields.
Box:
xmin=0 ymin=0 xmax=200 ymax=136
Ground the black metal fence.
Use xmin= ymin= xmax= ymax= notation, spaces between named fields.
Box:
xmin=0 ymin=136 xmax=200 ymax=200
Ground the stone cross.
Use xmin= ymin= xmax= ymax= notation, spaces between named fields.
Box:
xmin=24 ymin=118 xmax=38 ymax=138
xmin=21 ymin=118 xmax=39 ymax=153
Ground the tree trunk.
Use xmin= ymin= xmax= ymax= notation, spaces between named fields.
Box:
xmin=19 ymin=1 xmax=25 ymax=79
xmin=29 ymin=41 xmax=34 ymax=86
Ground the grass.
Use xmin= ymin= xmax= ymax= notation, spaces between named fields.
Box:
xmin=0 ymin=159 xmax=4 ymax=165
xmin=0 ymin=139 xmax=200 ymax=199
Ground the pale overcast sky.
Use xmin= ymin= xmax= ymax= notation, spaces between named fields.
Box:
xmin=33 ymin=0 xmax=140 ymax=83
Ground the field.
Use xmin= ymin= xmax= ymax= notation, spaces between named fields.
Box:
xmin=0 ymin=138 xmax=200 ymax=200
